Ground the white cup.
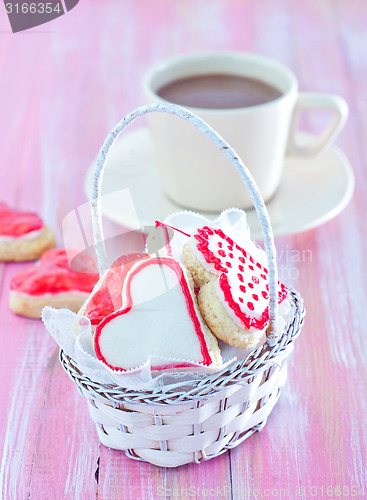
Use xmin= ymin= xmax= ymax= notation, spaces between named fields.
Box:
xmin=143 ymin=52 xmax=348 ymax=211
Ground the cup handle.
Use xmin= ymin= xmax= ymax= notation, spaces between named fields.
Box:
xmin=286 ymin=92 xmax=348 ymax=157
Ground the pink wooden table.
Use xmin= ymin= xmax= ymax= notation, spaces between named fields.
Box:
xmin=0 ymin=1 xmax=366 ymax=498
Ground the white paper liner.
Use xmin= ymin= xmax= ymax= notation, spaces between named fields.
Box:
xmin=42 ymin=307 xmax=239 ymax=391
xmin=42 ymin=301 xmax=290 ymax=393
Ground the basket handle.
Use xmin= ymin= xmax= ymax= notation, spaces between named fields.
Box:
xmin=91 ymin=102 xmax=280 ymax=346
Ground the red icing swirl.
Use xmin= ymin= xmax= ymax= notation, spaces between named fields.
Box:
xmin=0 ymin=202 xmax=43 ymax=237
xmin=83 ymin=252 xmax=149 ymax=325
xmin=10 ymin=249 xmax=99 ymax=296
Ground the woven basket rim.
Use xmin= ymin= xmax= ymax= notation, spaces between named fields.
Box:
xmin=60 ymin=289 xmax=305 ymax=405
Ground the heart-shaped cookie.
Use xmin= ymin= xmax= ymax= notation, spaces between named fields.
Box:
xmin=183 ymin=226 xmax=288 ymax=348
xmin=94 ymin=256 xmax=222 ymax=372
xmin=9 ymin=248 xmax=99 ymax=319
xmin=0 ymin=202 xmax=55 ymax=261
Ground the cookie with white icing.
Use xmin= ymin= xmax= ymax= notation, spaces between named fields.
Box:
xmin=183 ymin=226 xmax=288 ymax=349
xmin=0 ymin=202 xmax=55 ymax=262
xmin=94 ymin=256 xmax=222 ymax=372
xmin=9 ymin=249 xmax=99 ymax=319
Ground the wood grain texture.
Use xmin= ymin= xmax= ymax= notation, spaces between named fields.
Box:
xmin=0 ymin=0 xmax=366 ymax=498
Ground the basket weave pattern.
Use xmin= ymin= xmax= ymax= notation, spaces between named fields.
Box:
xmin=61 ymin=290 xmax=304 ymax=467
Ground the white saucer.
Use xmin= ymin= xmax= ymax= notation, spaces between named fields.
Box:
xmin=84 ymin=127 xmax=354 ymax=240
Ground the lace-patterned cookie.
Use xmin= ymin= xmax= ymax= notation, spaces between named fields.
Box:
xmin=183 ymin=226 xmax=288 ymax=348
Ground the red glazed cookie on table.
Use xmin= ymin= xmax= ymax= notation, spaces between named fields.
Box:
xmin=183 ymin=226 xmax=288 ymax=349
xmin=9 ymin=248 xmax=99 ymax=319
xmin=0 ymin=202 xmax=55 ymax=261
xmin=94 ymin=256 xmax=222 ymax=372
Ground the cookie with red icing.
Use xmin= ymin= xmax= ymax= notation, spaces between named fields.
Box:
xmin=94 ymin=256 xmax=222 ymax=372
xmin=79 ymin=252 xmax=149 ymax=327
xmin=0 ymin=202 xmax=55 ymax=261
xmin=9 ymin=248 xmax=99 ymax=318
xmin=183 ymin=226 xmax=288 ymax=348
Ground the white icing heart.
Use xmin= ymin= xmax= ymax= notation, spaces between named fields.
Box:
xmin=94 ymin=256 xmax=220 ymax=371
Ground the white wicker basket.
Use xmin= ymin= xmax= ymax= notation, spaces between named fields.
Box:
xmin=60 ymin=103 xmax=305 ymax=468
